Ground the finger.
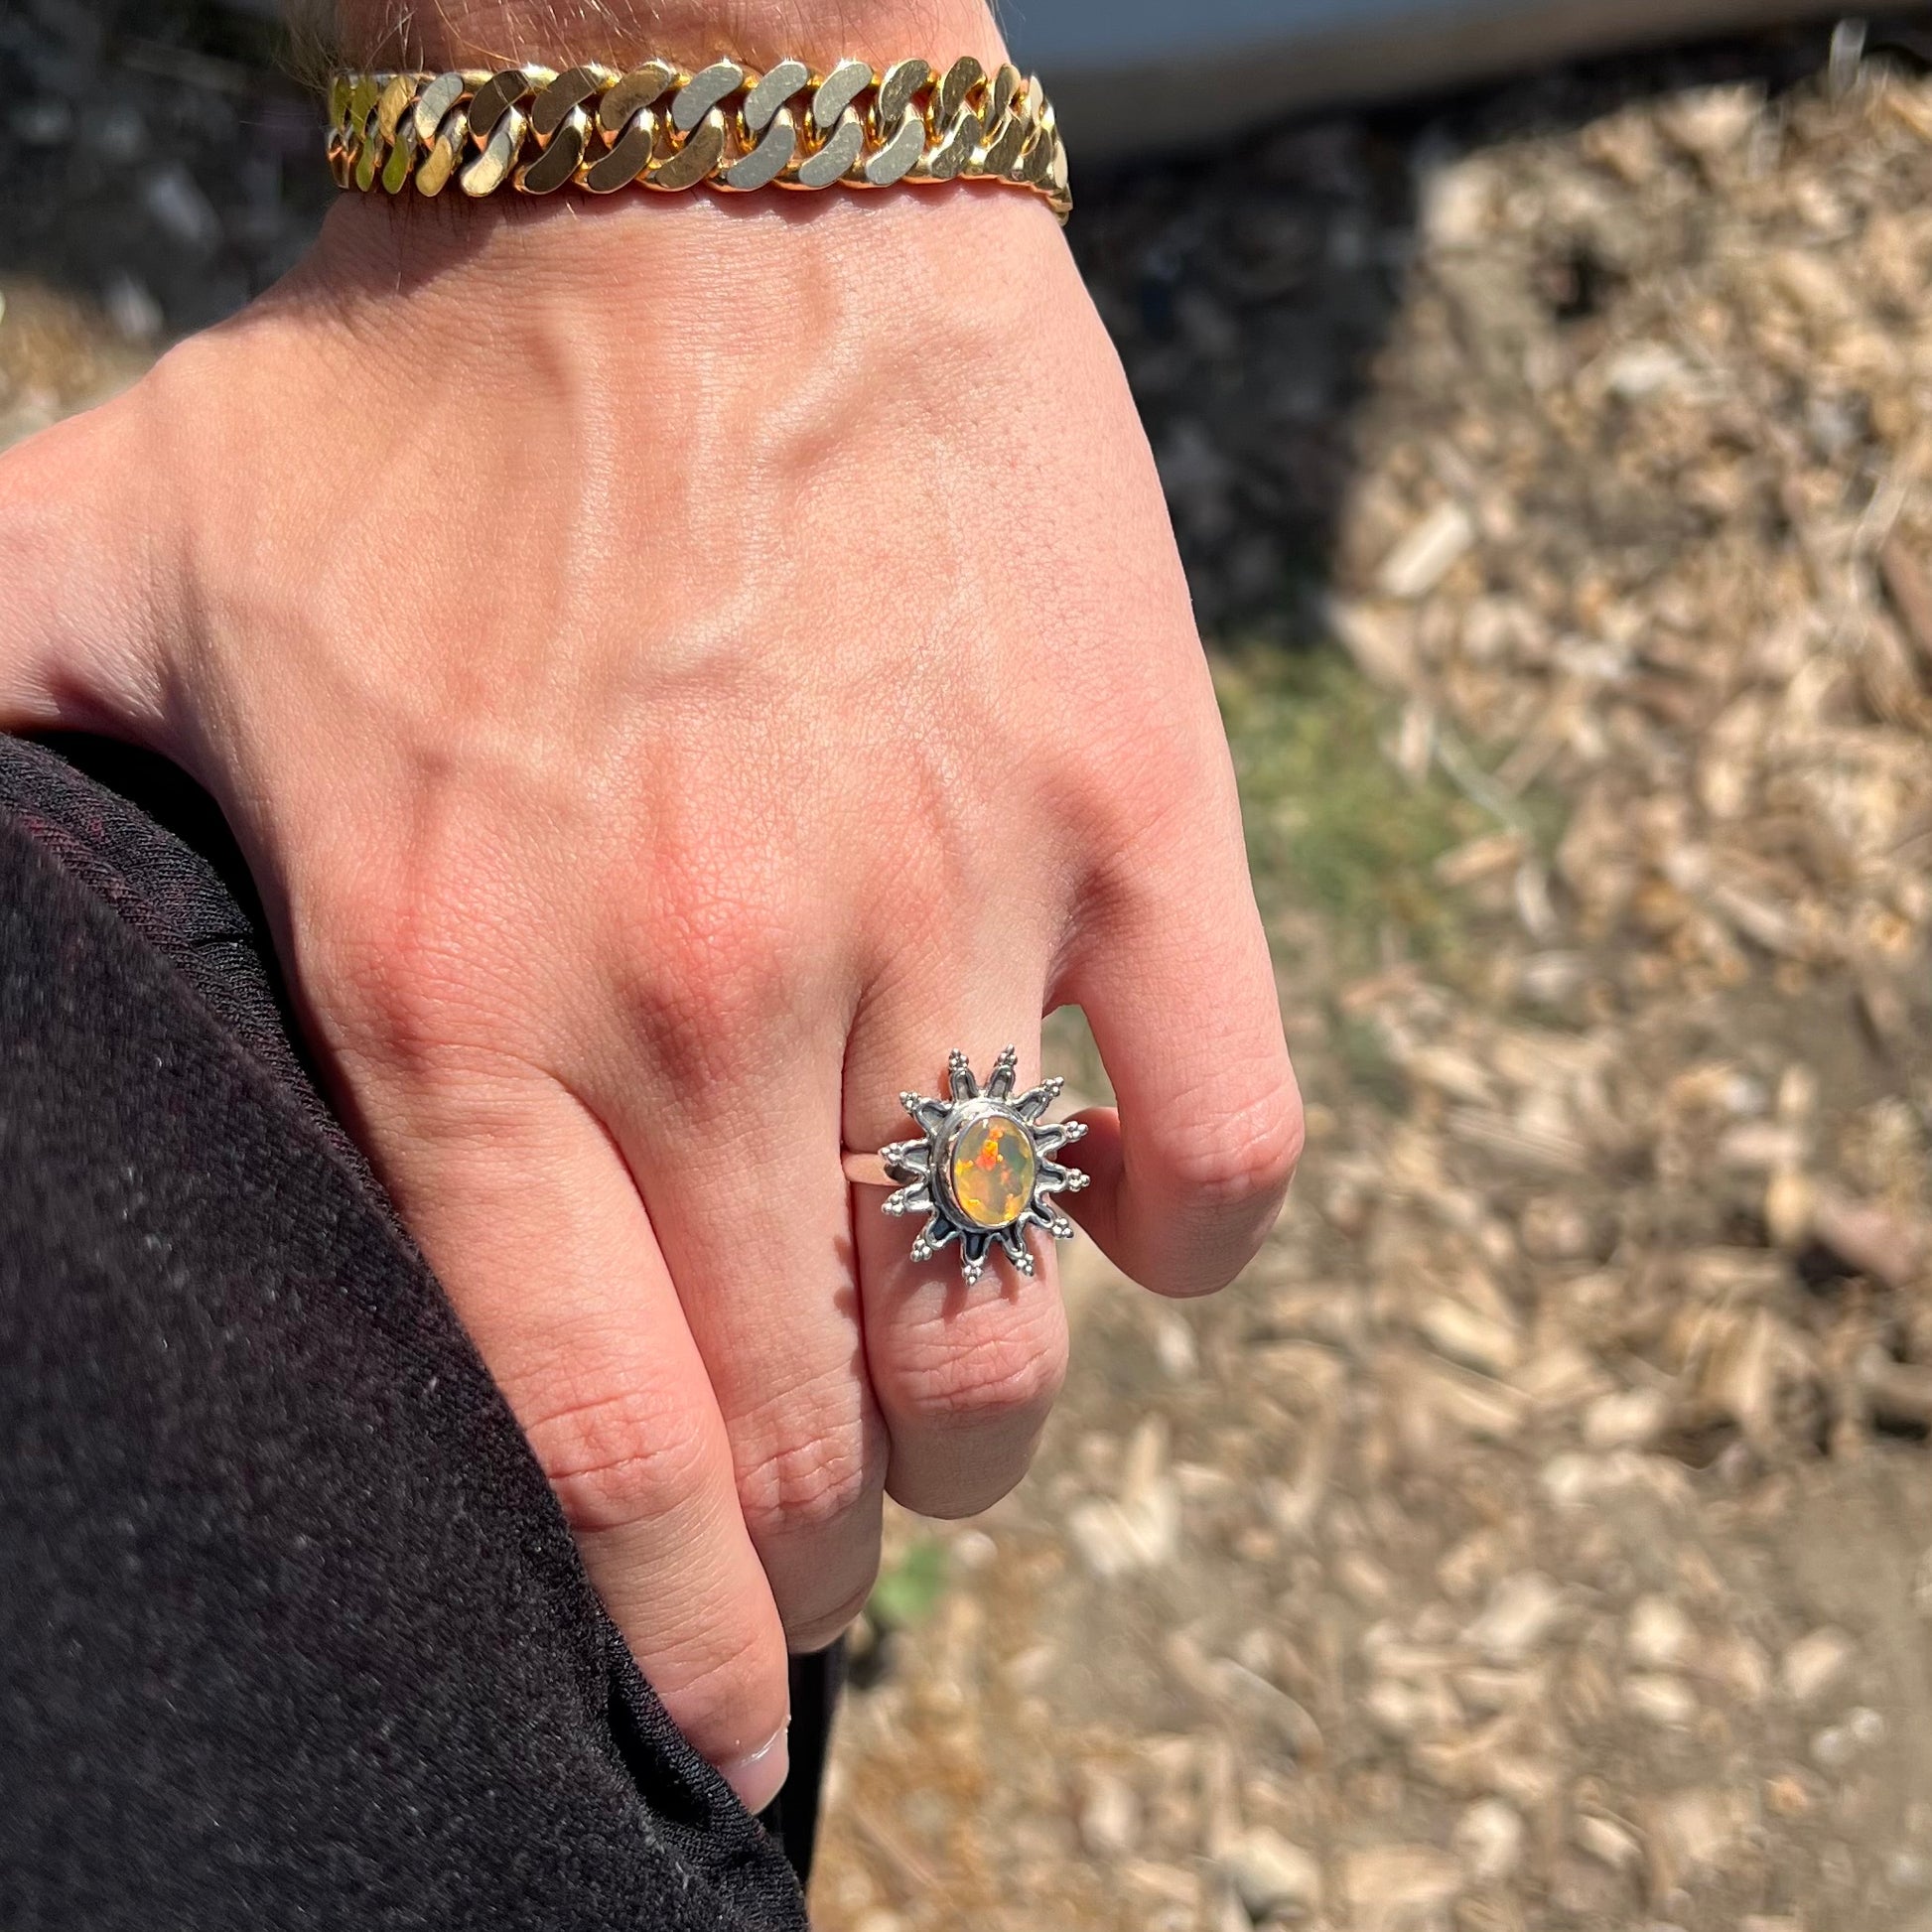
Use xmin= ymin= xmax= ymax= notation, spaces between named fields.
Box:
xmin=1065 ymin=802 xmax=1304 ymax=1299
xmin=0 ymin=379 xmax=176 ymax=744
xmin=591 ymin=995 xmax=887 ymax=1659
xmin=349 ymin=1055 xmax=794 ymax=1811
xmin=845 ymin=961 xmax=1070 ymax=1520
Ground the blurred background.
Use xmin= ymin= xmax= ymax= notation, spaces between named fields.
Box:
xmin=6 ymin=4 xmax=1932 ymax=1928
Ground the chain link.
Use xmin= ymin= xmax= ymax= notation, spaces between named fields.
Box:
xmin=326 ymin=57 xmax=1071 ymax=218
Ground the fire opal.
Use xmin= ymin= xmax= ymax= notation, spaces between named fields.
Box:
xmin=949 ymin=1115 xmax=1036 ymax=1230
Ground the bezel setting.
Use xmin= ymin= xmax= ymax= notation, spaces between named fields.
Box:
xmin=875 ymin=1046 xmax=1089 ymax=1285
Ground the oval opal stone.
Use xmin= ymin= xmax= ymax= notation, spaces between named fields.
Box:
xmin=949 ymin=1115 xmax=1036 ymax=1230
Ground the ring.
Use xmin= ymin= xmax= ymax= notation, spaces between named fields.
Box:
xmin=845 ymin=1046 xmax=1089 ymax=1285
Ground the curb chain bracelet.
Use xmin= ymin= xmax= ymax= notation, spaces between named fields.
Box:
xmin=326 ymin=56 xmax=1071 ymax=218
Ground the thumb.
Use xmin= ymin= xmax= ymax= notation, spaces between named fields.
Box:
xmin=0 ymin=380 xmax=179 ymax=748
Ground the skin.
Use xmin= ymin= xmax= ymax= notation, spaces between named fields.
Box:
xmin=0 ymin=0 xmax=1302 ymax=1812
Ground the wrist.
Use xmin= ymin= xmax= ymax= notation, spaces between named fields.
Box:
xmin=332 ymin=1 xmax=1007 ymax=72
xmin=250 ymin=186 xmax=1080 ymax=553
xmin=300 ymin=159 xmax=1064 ymax=345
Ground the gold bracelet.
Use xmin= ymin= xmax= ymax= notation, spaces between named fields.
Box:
xmin=326 ymin=57 xmax=1070 ymax=219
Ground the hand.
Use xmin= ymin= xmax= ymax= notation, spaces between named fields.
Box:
xmin=0 ymin=154 xmax=1300 ymax=1806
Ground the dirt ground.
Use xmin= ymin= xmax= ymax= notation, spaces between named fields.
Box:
xmin=5 ymin=11 xmax=1932 ymax=1930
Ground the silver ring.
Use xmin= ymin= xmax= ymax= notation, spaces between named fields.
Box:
xmin=848 ymin=1046 xmax=1089 ymax=1285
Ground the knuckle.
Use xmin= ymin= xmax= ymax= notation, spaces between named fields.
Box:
xmin=523 ymin=1382 xmax=719 ymax=1538
xmin=1154 ymin=1072 xmax=1306 ymax=1213
xmin=655 ymin=912 xmax=788 ymax=1034
xmin=617 ymin=853 xmax=809 ymax=1080
xmin=1066 ymin=722 xmax=1206 ymax=855
xmin=729 ymin=1378 xmax=884 ymax=1647
xmin=890 ymin=1305 xmax=1069 ymax=1433
xmin=736 ymin=1418 xmax=880 ymax=1548
xmin=312 ymin=853 xmax=515 ymax=1067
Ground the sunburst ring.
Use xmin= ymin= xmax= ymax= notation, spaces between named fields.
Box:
xmin=840 ymin=1046 xmax=1090 ymax=1286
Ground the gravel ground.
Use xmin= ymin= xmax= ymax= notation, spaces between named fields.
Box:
xmin=5 ymin=12 xmax=1932 ymax=1931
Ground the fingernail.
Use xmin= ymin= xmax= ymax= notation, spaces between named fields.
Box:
xmin=720 ymin=1724 xmax=789 ymax=1813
